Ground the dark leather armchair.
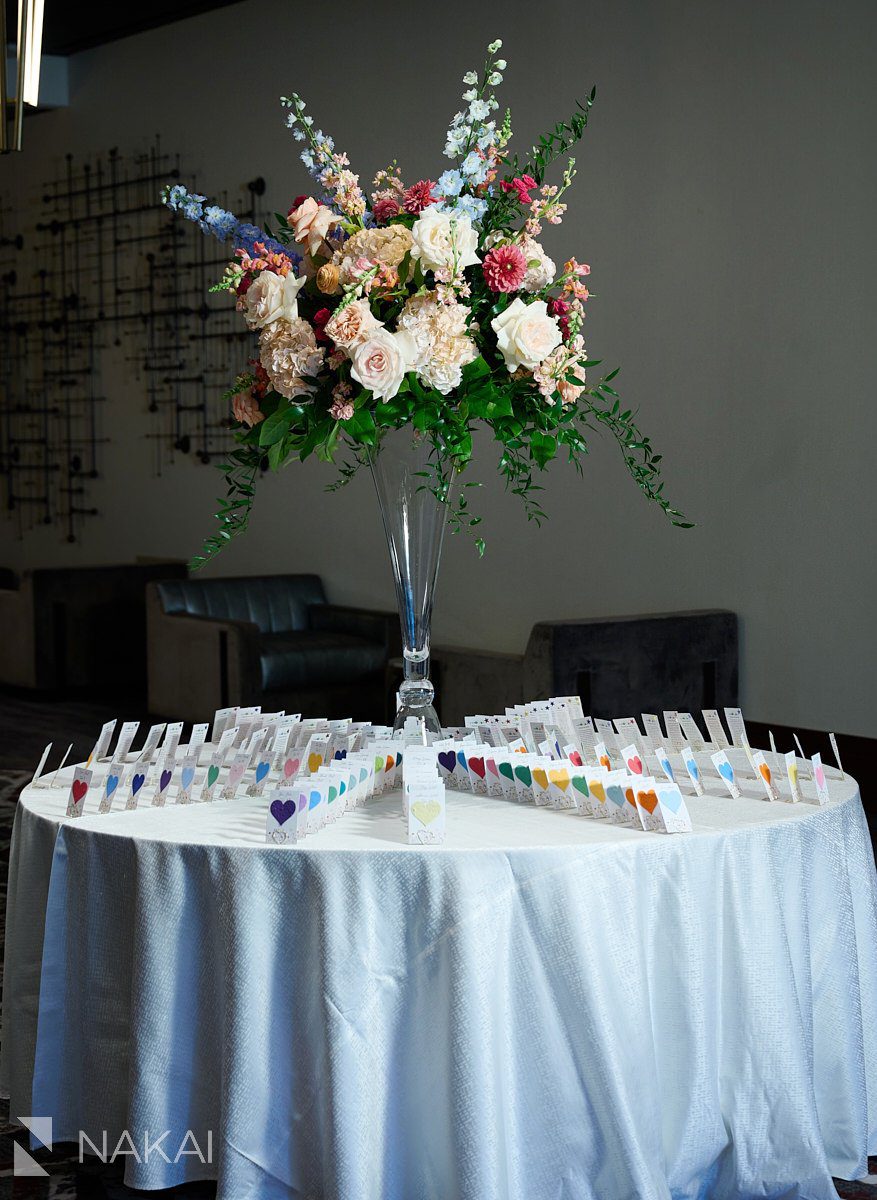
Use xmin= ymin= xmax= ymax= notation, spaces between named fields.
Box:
xmin=147 ymin=574 xmax=399 ymax=722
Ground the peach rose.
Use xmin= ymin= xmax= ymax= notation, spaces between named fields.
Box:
xmin=324 ymin=299 xmax=383 ymax=350
xmin=289 ymin=198 xmax=340 ymax=257
xmin=232 ymin=392 xmax=264 ymax=427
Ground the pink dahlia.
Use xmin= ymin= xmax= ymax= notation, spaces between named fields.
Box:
xmin=482 ymin=244 xmax=527 ymax=293
xmin=402 ymin=180 xmax=436 ymax=215
xmin=372 ymin=197 xmax=401 ymax=224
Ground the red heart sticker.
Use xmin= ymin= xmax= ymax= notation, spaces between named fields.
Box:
xmin=569 ymin=751 xmax=583 ymax=766
xmin=72 ymin=779 xmax=88 ymax=805
xmin=468 ymin=757 xmax=486 ymax=779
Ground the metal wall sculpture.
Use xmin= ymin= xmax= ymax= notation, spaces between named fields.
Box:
xmin=0 ymin=138 xmax=264 ymax=542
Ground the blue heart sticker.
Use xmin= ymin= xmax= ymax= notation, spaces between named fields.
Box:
xmin=105 ymin=774 xmax=119 ymax=797
xmin=659 ymin=787 xmax=683 ymax=814
xmin=181 ymin=767 xmax=195 ymax=791
xmin=255 ymin=760 xmax=270 ymax=784
xmin=718 ymin=761 xmax=734 ymax=783
xmin=132 ymin=773 xmax=145 ymax=795
xmin=309 ymin=790 xmax=321 ymax=810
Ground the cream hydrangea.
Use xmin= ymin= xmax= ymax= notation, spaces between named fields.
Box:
xmin=397 ymin=292 xmax=478 ymax=395
xmin=259 ymin=318 xmax=324 ymax=399
xmin=334 ymin=224 xmax=414 ymax=284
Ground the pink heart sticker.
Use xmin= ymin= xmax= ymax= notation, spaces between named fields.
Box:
xmin=628 ymin=755 xmax=643 ymax=775
xmin=815 ymin=765 xmax=825 ymax=789
xmin=283 ymin=757 xmax=299 ymax=779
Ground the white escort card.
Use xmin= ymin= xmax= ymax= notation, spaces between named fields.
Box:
xmin=138 ymin=723 xmax=167 ymax=763
xmin=710 ymin=750 xmax=741 ymax=799
xmin=680 ymin=745 xmax=705 ymax=795
xmin=677 ymin=713 xmax=707 ymax=752
xmin=811 ymin=753 xmax=831 ymax=805
xmin=113 ymin=721 xmax=141 ymax=763
xmin=98 ymin=761 xmax=125 ymax=813
xmin=265 ymin=786 xmax=300 ymax=844
xmin=702 ymin=710 xmax=730 ymax=749
xmin=752 ymin=751 xmax=780 ymax=802
xmin=662 ymin=711 xmax=686 ymax=754
xmin=177 ymin=751 xmax=198 ymax=804
xmin=66 ymin=766 xmax=92 ymax=818
xmin=784 ymin=750 xmax=802 ymax=803
xmin=723 ymin=707 xmax=748 ymax=749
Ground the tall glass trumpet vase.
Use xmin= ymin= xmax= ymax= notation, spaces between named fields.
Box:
xmin=369 ymin=429 xmax=454 ymax=736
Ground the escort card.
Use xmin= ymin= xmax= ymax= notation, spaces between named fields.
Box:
xmin=784 ymin=750 xmax=802 ymax=803
xmin=306 ymin=778 xmax=328 ymax=834
xmin=221 ymin=752 xmax=249 ymax=800
xmin=632 ymin=777 xmax=664 ymax=832
xmin=189 ymin=723 xmax=210 ymax=752
xmin=547 ymin=764 xmax=575 ymax=809
xmin=594 ymin=741 xmax=613 ymax=771
xmin=127 ymin=764 xmax=149 ymax=810
xmin=530 ymin=760 xmax=553 ymax=806
xmin=710 ymin=750 xmax=741 ymax=798
xmin=811 ymin=753 xmax=831 ymax=805
xmin=677 ymin=713 xmax=707 ymax=752
xmin=752 ymin=751 xmax=780 ymax=801
xmin=466 ymin=748 xmax=489 ymax=794
xmin=680 ymin=745 xmax=705 ymax=795
xmin=655 ymin=745 xmax=677 ymax=786
xmin=829 ymin=733 xmax=845 ymax=779
xmin=702 ymin=710 xmax=730 ymax=749
xmin=88 ymin=720 xmax=117 ymax=766
xmin=408 ymin=779 xmax=446 ymax=845
xmin=153 ymin=757 xmax=175 ymax=807
xmin=31 ymin=742 xmax=52 ymax=786
xmin=614 ymin=717 xmax=643 ymax=747
xmin=215 ymin=727 xmax=238 ymax=761
xmin=162 ymin=722 xmax=184 ymax=759
xmin=594 ymin=718 xmax=619 ymax=751
xmin=568 ymin=769 xmax=590 ymax=814
xmin=793 ymin=735 xmax=812 ymax=781
xmin=620 ymin=743 xmax=646 ymax=778
xmin=723 ymin=708 xmax=748 ymax=748
xmin=200 ymin=751 xmax=223 ymax=802
xmin=212 ymin=706 xmax=238 ymax=742
xmin=585 ymin=768 xmax=610 ymax=818
xmin=247 ymin=750 xmax=273 ymax=797
xmin=662 ymin=711 xmax=686 ymax=753
xmin=50 ymin=744 xmax=73 ymax=787
xmin=655 ymin=782 xmax=693 ymax=833
xmin=98 ymin=761 xmax=124 ymax=813
xmin=138 ymin=723 xmax=167 ymax=762
xmin=640 ymin=714 xmax=664 ymax=750
xmin=113 ymin=721 xmax=140 ymax=762
xmin=512 ymin=756 xmax=537 ymax=803
xmin=66 ymin=766 xmax=92 ymax=818
xmin=177 ymin=751 xmax=198 ymax=804
xmin=265 ymin=786 xmax=299 ymax=844
xmin=604 ymin=772 xmax=638 ymax=827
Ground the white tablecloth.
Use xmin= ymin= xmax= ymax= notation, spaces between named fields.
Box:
xmin=3 ymin=756 xmax=877 ymax=1199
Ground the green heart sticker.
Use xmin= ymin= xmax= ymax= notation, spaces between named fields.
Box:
xmin=514 ymin=765 xmax=532 ymax=787
xmin=206 ymin=765 xmax=220 ymax=788
xmin=328 ymin=786 xmax=337 ymax=804
xmin=498 ymin=761 xmax=514 ymax=781
xmin=572 ymin=776 xmax=589 ymax=795
xmin=374 ymin=755 xmax=384 ymax=773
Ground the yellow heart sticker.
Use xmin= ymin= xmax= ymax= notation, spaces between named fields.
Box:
xmin=532 ymin=768 xmax=549 ymax=791
xmin=411 ymin=800 xmax=441 ymax=826
xmin=549 ymin=769 xmax=570 ymax=791
xmin=308 ymin=753 xmax=323 ymax=773
xmin=589 ymin=781 xmax=606 ymax=804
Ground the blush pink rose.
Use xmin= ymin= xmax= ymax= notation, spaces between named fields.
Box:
xmin=289 ymin=197 xmax=340 ymax=257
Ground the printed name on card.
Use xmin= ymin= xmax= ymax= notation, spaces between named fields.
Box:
xmin=88 ymin=720 xmax=117 ymax=766
xmin=265 ymin=786 xmax=299 ymax=844
xmin=662 ymin=711 xmax=686 ymax=753
xmin=640 ymin=714 xmax=664 ymax=750
xmin=723 ymin=707 xmax=748 ymax=749
xmin=811 ymin=752 xmax=831 ymax=805
xmin=138 ymin=723 xmax=167 ymax=763
xmin=702 ymin=709 xmax=730 ymax=749
xmin=613 ymin=717 xmax=643 ymax=747
xmin=162 ymin=722 xmax=184 ymax=759
xmin=677 ymin=713 xmax=707 ymax=752
xmin=113 ymin=721 xmax=141 ymax=762
xmin=594 ymin=741 xmax=613 ymax=770
xmin=710 ymin=750 xmax=741 ymax=798
xmin=31 ymin=742 xmax=52 ymax=786
xmin=66 ymin=766 xmax=93 ymax=818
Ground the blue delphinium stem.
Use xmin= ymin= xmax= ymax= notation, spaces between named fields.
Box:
xmin=162 ymin=184 xmax=300 ymax=264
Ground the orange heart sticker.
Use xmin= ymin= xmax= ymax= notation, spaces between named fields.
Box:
xmin=637 ymin=788 xmax=659 ymax=814
xmin=549 ymin=769 xmax=570 ymax=791
xmin=308 ymin=753 xmax=323 ymax=773
xmin=385 ymin=755 xmax=395 ymax=772
xmin=625 ymin=787 xmax=638 ymax=808
xmin=532 ymin=768 xmax=549 ymax=791
xmin=759 ymin=763 xmax=771 ymax=784
xmin=599 ymin=755 xmax=611 ymax=770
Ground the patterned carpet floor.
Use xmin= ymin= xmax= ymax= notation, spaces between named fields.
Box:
xmin=0 ymin=732 xmax=875 ymax=1196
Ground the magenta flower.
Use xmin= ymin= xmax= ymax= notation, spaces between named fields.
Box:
xmin=402 ymin=180 xmax=437 ymax=215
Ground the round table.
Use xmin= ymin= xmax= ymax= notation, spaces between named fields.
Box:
xmin=2 ymin=755 xmax=877 ymax=1199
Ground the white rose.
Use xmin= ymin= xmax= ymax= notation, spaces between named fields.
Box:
xmin=491 ymin=297 xmax=562 ymax=372
xmin=242 ymin=271 xmax=307 ymax=329
xmin=350 ymin=329 xmax=419 ymax=401
xmin=519 ymin=237 xmax=556 ymax=293
xmin=410 ymin=209 xmax=480 ymax=274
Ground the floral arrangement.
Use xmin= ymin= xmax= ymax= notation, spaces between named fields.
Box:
xmin=163 ymin=39 xmax=688 ymax=566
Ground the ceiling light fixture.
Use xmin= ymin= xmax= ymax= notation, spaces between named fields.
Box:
xmin=1 ymin=0 xmax=47 ymax=152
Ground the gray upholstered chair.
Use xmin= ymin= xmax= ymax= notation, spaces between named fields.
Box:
xmin=147 ymin=574 xmax=399 ymax=722
xmin=0 ymin=562 xmax=187 ymax=692
xmin=434 ymin=610 xmax=738 ymax=726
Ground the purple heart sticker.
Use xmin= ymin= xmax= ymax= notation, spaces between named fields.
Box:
xmin=159 ymin=769 xmax=172 ymax=792
xmin=132 ymin=773 xmax=146 ymax=796
xmin=270 ymin=798 xmax=296 ymax=825
xmin=438 ymin=751 xmax=457 ymax=774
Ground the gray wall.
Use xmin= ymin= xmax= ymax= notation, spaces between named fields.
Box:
xmin=2 ymin=0 xmax=875 ymax=735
